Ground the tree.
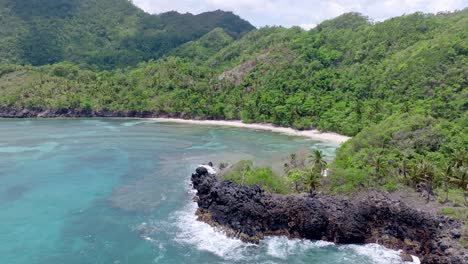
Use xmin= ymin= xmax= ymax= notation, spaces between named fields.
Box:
xmin=370 ymin=154 xmax=388 ymax=183
xmin=441 ymin=165 xmax=452 ymax=203
xmin=287 ymin=169 xmax=307 ymax=192
xmin=304 ymin=167 xmax=322 ymax=193
xmin=450 ymin=149 xmax=467 ymax=169
xmin=309 ymin=150 xmax=327 ymax=175
xmin=284 ymin=148 xmax=308 ymax=174
xmin=397 ymin=156 xmax=411 ymax=185
xmin=450 ymin=166 xmax=467 ymax=203
xmin=448 ymin=148 xmax=467 ymax=203
xmin=415 ymin=160 xmax=437 ymax=202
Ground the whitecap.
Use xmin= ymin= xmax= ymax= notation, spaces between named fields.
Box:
xmin=188 ymin=141 xmax=226 ymax=150
xmin=198 ymin=165 xmax=217 ymax=174
xmin=171 ymin=201 xmax=253 ymax=261
xmin=0 ymin=142 xmax=59 ymax=153
xmin=343 ymin=244 xmax=406 ymax=264
xmin=264 ymin=236 xmax=333 ymax=259
xmin=80 ymin=119 xmax=120 ymax=131
xmin=409 ymin=255 xmax=421 ymax=264
xmin=121 ymin=120 xmax=158 ymax=127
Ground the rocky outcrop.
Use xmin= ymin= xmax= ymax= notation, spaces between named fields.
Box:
xmin=0 ymin=107 xmax=181 ymax=118
xmin=0 ymin=107 xmax=236 ymax=120
xmin=191 ymin=166 xmax=467 ymax=264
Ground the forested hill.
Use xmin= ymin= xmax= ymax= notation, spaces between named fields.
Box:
xmin=0 ymin=0 xmax=254 ymax=68
xmin=1 ymin=9 xmax=465 ymax=134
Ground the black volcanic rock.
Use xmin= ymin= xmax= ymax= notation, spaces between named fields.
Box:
xmin=0 ymin=107 xmax=187 ymax=119
xmin=191 ymin=167 xmax=467 ymax=264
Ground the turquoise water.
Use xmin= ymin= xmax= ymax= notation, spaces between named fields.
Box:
xmin=0 ymin=119 xmax=406 ymax=264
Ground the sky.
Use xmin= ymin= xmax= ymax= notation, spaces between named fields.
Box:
xmin=132 ymin=0 xmax=467 ymax=29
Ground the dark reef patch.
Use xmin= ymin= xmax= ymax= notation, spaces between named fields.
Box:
xmin=1 ymin=185 xmax=29 ymax=202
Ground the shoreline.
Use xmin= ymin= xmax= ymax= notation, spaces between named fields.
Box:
xmin=149 ymin=118 xmax=351 ymax=144
xmin=0 ymin=108 xmax=350 ymax=144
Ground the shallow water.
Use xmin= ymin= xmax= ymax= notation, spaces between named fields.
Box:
xmin=0 ymin=119 xmax=406 ymax=264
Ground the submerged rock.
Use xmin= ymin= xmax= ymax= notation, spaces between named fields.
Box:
xmin=191 ymin=167 xmax=467 ymax=264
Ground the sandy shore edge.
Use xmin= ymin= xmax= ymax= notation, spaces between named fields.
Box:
xmin=149 ymin=118 xmax=351 ymax=144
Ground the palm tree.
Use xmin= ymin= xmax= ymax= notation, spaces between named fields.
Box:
xmin=397 ymin=157 xmax=411 ymax=185
xmin=441 ymin=165 xmax=452 ymax=203
xmin=416 ymin=160 xmax=436 ymax=202
xmin=450 ymin=166 xmax=467 ymax=204
xmin=304 ymin=167 xmax=321 ymax=194
xmin=447 ymin=148 xmax=467 ymax=204
xmin=451 ymin=149 xmax=467 ymax=169
xmin=370 ymin=154 xmax=388 ymax=183
xmin=310 ymin=150 xmax=327 ymax=175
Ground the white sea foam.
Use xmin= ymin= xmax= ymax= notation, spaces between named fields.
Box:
xmin=169 ymin=202 xmax=412 ymax=264
xmin=145 ymin=178 xmax=414 ymax=264
xmin=80 ymin=119 xmax=120 ymax=131
xmin=172 ymin=201 xmax=252 ymax=261
xmin=121 ymin=120 xmax=158 ymax=127
xmin=344 ymin=243 xmax=414 ymax=264
xmin=0 ymin=142 xmax=59 ymax=153
xmin=171 ymin=202 xmax=419 ymax=263
xmin=409 ymin=255 xmax=421 ymax=264
xmin=198 ymin=165 xmax=217 ymax=174
xmin=265 ymin=236 xmax=333 ymax=259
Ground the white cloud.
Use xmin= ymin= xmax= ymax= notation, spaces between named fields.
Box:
xmin=299 ymin=23 xmax=317 ymax=30
xmin=131 ymin=0 xmax=468 ymax=28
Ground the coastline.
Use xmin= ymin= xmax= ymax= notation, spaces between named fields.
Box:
xmin=149 ymin=118 xmax=351 ymax=144
xmin=0 ymin=107 xmax=351 ymax=144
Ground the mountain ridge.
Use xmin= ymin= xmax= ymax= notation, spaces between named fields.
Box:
xmin=0 ymin=0 xmax=254 ymax=68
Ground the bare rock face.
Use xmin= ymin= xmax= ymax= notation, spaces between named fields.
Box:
xmin=191 ymin=167 xmax=467 ymax=264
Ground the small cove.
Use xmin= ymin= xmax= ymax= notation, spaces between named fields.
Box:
xmin=0 ymin=118 xmax=409 ymax=264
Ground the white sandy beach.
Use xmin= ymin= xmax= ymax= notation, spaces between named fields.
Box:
xmin=149 ymin=118 xmax=351 ymax=144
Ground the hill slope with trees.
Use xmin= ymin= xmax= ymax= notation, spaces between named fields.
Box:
xmin=0 ymin=0 xmax=254 ymax=69
xmin=1 ymin=10 xmax=465 ymax=133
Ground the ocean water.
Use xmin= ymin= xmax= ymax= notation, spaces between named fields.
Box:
xmin=0 ymin=119 xmax=407 ymax=264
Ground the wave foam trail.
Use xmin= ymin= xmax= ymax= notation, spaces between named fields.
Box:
xmin=265 ymin=236 xmax=333 ymax=259
xmin=143 ymin=178 xmax=413 ymax=264
xmin=344 ymin=244 xmax=407 ymax=264
xmin=0 ymin=142 xmax=59 ymax=153
xmin=172 ymin=201 xmax=251 ymax=261
xmin=122 ymin=120 xmax=158 ymax=127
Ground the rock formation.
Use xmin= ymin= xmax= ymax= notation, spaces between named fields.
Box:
xmin=191 ymin=166 xmax=467 ymax=264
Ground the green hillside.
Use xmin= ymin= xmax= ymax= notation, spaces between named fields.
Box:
xmin=1 ymin=10 xmax=465 ymax=132
xmin=169 ymin=28 xmax=234 ymax=63
xmin=0 ymin=0 xmax=254 ymax=68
